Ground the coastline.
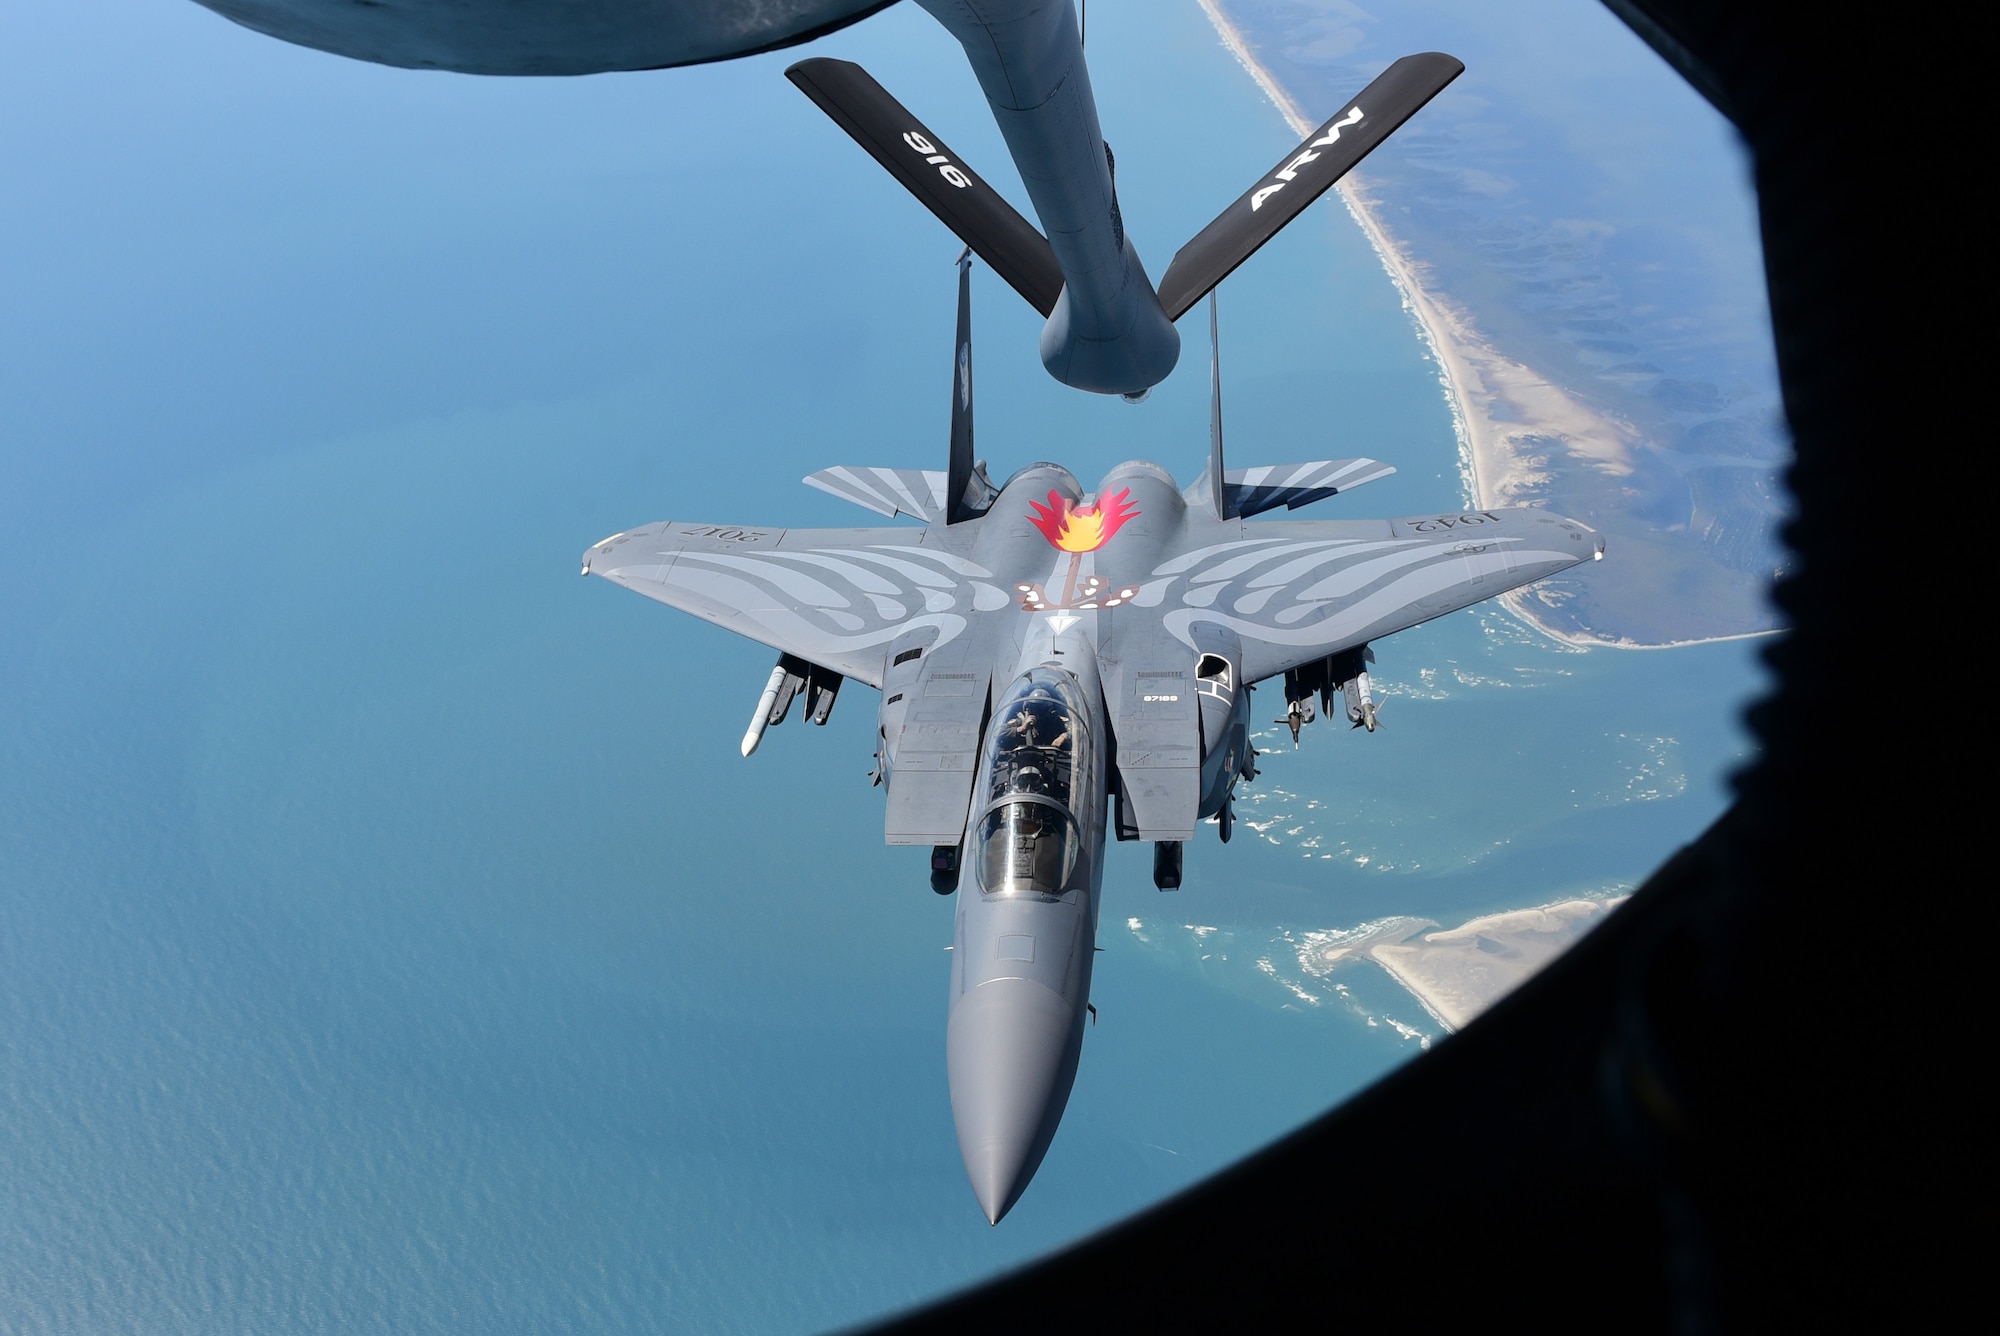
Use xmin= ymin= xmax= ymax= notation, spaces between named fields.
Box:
xmin=1264 ymin=898 xmax=1632 ymax=1033
xmin=1193 ymin=1 xmax=1772 ymax=652
xmin=1366 ymin=898 xmax=1627 ymax=1031
xmin=1283 ymin=899 xmax=1631 ymax=1032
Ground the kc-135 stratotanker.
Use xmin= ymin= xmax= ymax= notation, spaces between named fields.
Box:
xmin=583 ymin=259 xmax=1604 ymax=1222
xmin=188 ymin=0 xmax=1462 ymax=398
xmin=785 ymin=6 xmax=1463 ymax=397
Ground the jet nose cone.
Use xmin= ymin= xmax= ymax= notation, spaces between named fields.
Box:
xmin=947 ymin=976 xmax=1083 ymax=1224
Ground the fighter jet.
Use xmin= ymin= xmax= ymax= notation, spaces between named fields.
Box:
xmin=581 ymin=256 xmax=1604 ymax=1222
xmin=187 ymin=0 xmax=1458 ymax=398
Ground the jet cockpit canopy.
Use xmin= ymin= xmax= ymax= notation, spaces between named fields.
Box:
xmin=976 ymin=669 xmax=1093 ymax=899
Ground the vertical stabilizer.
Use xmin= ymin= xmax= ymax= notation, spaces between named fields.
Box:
xmin=948 ymin=249 xmax=980 ymax=523
xmin=1208 ymin=292 xmax=1232 ymax=521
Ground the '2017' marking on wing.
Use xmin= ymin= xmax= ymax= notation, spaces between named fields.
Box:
xmin=903 ymin=132 xmax=971 ymax=189
xmin=679 ymin=526 xmax=769 ymax=543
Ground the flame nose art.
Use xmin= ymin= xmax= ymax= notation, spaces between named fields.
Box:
xmin=1025 ymin=487 xmax=1139 ymax=553
xmin=946 ymin=976 xmax=1081 ymax=1224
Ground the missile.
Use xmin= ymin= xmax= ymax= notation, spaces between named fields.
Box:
xmin=741 ymin=663 xmax=790 ymax=757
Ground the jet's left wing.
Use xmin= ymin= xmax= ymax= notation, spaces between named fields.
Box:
xmin=583 ymin=521 xmax=1011 ymax=686
xmin=1145 ymin=508 xmax=1604 ymax=684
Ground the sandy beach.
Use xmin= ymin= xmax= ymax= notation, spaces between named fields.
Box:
xmin=1194 ymin=1 xmax=1773 ymax=651
xmin=1290 ymin=899 xmax=1628 ymax=1032
xmin=1367 ymin=898 xmax=1626 ymax=1031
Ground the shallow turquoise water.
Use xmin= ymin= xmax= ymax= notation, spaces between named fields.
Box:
xmin=0 ymin=2 xmax=1766 ymax=1330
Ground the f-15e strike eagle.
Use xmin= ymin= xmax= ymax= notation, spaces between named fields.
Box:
xmin=188 ymin=0 xmax=1595 ymax=1223
xmin=582 ymin=258 xmax=1605 ymax=1222
xmin=190 ymin=0 xmax=1461 ymax=397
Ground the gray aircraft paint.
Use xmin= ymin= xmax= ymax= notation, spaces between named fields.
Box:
xmin=165 ymin=0 xmax=1523 ymax=1228
xmin=582 ymin=278 xmax=1603 ymax=1221
xmin=187 ymin=0 xmax=1456 ymax=400
xmin=915 ymin=0 xmax=1181 ymax=395
xmin=189 ymin=0 xmax=1178 ymax=393
xmin=184 ymin=0 xmax=889 ymax=75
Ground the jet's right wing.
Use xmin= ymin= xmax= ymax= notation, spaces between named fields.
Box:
xmin=1146 ymin=508 xmax=1604 ymax=684
xmin=583 ymin=520 xmax=1013 ymax=686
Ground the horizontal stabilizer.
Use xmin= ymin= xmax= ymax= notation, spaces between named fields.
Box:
xmin=786 ymin=58 xmax=1064 ymax=317
xmin=1155 ymin=52 xmax=1464 ymax=321
xmin=804 ymin=466 xmax=949 ymax=522
xmin=1225 ymin=459 xmax=1397 ymax=517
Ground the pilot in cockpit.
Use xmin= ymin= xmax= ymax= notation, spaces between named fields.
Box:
xmin=1000 ymin=686 xmax=1073 ymax=752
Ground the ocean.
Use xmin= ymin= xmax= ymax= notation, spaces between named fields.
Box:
xmin=0 ymin=1 xmax=1768 ymax=1329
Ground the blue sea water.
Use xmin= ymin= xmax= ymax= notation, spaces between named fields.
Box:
xmin=1 ymin=1 xmax=1768 ymax=1331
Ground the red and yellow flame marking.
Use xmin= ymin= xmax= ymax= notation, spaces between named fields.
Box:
xmin=1025 ymin=488 xmax=1140 ymax=553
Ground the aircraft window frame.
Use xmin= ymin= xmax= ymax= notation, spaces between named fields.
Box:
xmin=975 ymin=668 xmax=1093 ymax=898
xmin=984 ymin=670 xmax=1092 ymax=809
xmin=974 ymin=796 xmax=1080 ymax=899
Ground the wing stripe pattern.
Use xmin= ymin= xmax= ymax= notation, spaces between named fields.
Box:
xmin=1152 ymin=538 xmax=1277 ymax=576
xmin=1223 ymin=458 xmax=1396 ymax=517
xmin=1295 ymin=541 xmax=1517 ymax=602
xmin=677 ymin=551 xmax=854 ymax=611
xmin=1231 ymin=542 xmax=1423 ymax=614
xmin=830 ymin=547 xmax=959 ymax=587
xmin=668 ymin=563 xmax=866 ymax=631
xmin=758 ymin=550 xmax=902 ymax=592
xmin=1245 ymin=539 xmax=1418 ymax=589
xmin=803 ymin=467 xmax=950 ymax=521
xmin=870 ymin=543 xmax=991 ymax=577
xmin=1146 ymin=522 xmax=1588 ymax=681
xmin=1189 ymin=540 xmax=1342 ymax=585
xmin=590 ymin=525 xmax=994 ymax=686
